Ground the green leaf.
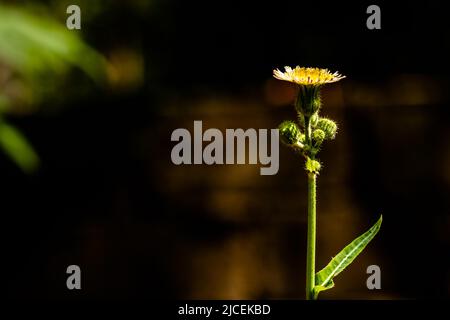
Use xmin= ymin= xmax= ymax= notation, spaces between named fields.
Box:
xmin=0 ymin=4 xmax=106 ymax=83
xmin=0 ymin=120 xmax=40 ymax=173
xmin=313 ymin=215 xmax=382 ymax=298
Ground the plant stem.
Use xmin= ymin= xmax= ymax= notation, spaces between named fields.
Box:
xmin=306 ymin=172 xmax=316 ymax=300
xmin=304 ymin=116 xmax=312 ymax=145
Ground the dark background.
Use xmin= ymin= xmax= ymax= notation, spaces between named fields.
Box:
xmin=1 ymin=0 xmax=449 ymax=299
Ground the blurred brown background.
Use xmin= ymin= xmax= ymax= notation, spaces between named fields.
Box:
xmin=1 ymin=0 xmax=449 ymax=299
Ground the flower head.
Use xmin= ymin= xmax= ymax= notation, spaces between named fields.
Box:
xmin=273 ymin=66 xmax=345 ymax=86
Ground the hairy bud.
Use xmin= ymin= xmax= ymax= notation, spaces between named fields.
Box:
xmin=310 ymin=113 xmax=319 ymax=127
xmin=313 ymin=129 xmax=326 ymax=146
xmin=316 ymin=118 xmax=337 ymax=140
xmin=278 ymin=120 xmax=303 ymax=147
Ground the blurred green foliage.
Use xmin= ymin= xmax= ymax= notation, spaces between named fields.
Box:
xmin=0 ymin=3 xmax=106 ymax=172
xmin=0 ymin=117 xmax=39 ymax=173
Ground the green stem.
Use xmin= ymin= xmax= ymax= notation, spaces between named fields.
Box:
xmin=304 ymin=114 xmax=316 ymax=300
xmin=306 ymin=172 xmax=316 ymax=300
xmin=304 ymin=116 xmax=312 ymax=145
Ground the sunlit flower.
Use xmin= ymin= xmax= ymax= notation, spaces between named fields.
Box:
xmin=273 ymin=66 xmax=345 ymax=86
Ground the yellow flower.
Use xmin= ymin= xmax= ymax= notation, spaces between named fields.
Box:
xmin=273 ymin=66 xmax=345 ymax=86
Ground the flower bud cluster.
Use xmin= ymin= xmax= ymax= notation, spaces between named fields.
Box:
xmin=274 ymin=66 xmax=344 ymax=174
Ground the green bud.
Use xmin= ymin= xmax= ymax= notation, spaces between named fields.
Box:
xmin=310 ymin=113 xmax=319 ymax=127
xmin=305 ymin=157 xmax=321 ymax=173
xmin=299 ymin=133 xmax=306 ymax=144
xmin=278 ymin=120 xmax=302 ymax=146
xmin=316 ymin=118 xmax=337 ymax=140
xmin=312 ymin=129 xmax=325 ymax=146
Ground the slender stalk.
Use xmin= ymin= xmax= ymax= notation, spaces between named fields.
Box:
xmin=306 ymin=172 xmax=316 ymax=300
xmin=304 ymin=115 xmax=316 ymax=300
xmin=304 ymin=116 xmax=312 ymax=145
xmin=274 ymin=67 xmax=345 ymax=300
